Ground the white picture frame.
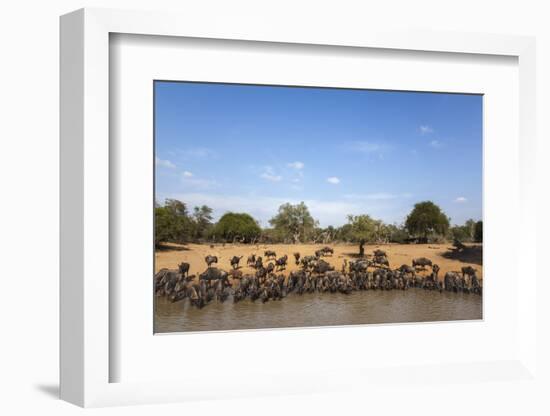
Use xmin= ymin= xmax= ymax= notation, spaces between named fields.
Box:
xmin=60 ymin=7 xmax=538 ymax=408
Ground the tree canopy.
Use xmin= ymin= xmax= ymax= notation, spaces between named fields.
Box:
xmin=164 ymin=199 xmax=188 ymax=217
xmin=154 ymin=201 xmax=193 ymax=246
xmin=154 ymin=198 xmax=478 ymax=247
xmin=474 ymin=220 xmax=483 ymax=242
xmin=344 ymin=214 xmax=383 ymax=243
xmin=155 ymin=199 xmax=213 ymax=246
xmin=268 ymin=202 xmax=318 ymax=243
xmin=450 ymin=218 xmax=477 ymax=242
xmin=405 ymin=201 xmax=450 ymax=238
xmin=192 ymin=205 xmax=214 ymax=239
xmin=211 ymin=212 xmax=262 ymax=243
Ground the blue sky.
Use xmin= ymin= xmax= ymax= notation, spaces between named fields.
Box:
xmin=155 ymin=81 xmax=482 ymax=228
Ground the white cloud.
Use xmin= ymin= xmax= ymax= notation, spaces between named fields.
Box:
xmin=287 ymin=161 xmax=304 ymax=170
xmin=261 ymin=173 xmax=282 ymax=182
xmin=454 ymin=196 xmax=467 ymax=203
xmin=327 ymin=177 xmax=340 ymax=185
xmin=348 ymin=141 xmax=383 ymax=153
xmin=155 ymin=157 xmax=176 ymax=169
xmin=430 ymin=139 xmax=443 ymax=148
xmin=260 ymin=166 xmax=282 ymax=182
xmin=420 ymin=125 xmax=434 ymax=135
xmin=181 ymin=173 xmax=218 ymax=190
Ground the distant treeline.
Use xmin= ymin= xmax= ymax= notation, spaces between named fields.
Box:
xmin=155 ymin=199 xmax=482 ymax=247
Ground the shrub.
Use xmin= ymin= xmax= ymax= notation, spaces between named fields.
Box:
xmin=212 ymin=212 xmax=262 ymax=243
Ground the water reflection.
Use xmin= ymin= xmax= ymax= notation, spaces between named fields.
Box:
xmin=155 ymin=290 xmax=482 ymax=333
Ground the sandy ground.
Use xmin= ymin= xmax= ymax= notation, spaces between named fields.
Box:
xmin=155 ymin=242 xmax=482 ymax=282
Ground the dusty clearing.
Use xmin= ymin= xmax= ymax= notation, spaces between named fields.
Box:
xmin=155 ymin=242 xmax=482 ymax=282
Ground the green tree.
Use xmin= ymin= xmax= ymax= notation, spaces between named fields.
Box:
xmin=154 ymin=199 xmax=193 ymax=247
xmin=320 ymin=225 xmax=336 ymax=243
xmin=464 ymin=218 xmax=476 ymax=240
xmin=212 ymin=212 xmax=261 ymax=243
xmin=192 ymin=205 xmax=214 ymax=239
xmin=346 ymin=214 xmax=383 ymax=242
xmin=449 ymin=219 xmax=479 ymax=242
xmin=474 ymin=220 xmax=483 ymax=242
xmin=405 ymin=201 xmax=450 ymax=239
xmin=268 ymin=202 xmax=318 ymax=243
xmin=155 ymin=207 xmax=175 ymax=246
xmin=345 ymin=214 xmax=386 ymax=255
xmin=385 ymin=223 xmax=409 ymax=243
xmin=450 ymin=225 xmax=470 ymax=241
xmin=335 ymin=223 xmax=353 ymax=242
xmin=164 ymin=198 xmax=188 ymax=217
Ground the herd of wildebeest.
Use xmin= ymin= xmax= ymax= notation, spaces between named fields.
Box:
xmin=154 ymin=246 xmax=483 ymax=309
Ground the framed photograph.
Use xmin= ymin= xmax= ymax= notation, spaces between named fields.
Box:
xmin=152 ymin=81 xmax=484 ymax=334
xmin=60 ymin=8 xmax=538 ymax=407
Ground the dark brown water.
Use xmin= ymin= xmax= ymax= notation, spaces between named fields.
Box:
xmin=155 ymin=290 xmax=482 ymax=333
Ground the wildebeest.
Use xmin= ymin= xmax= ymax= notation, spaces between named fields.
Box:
xmin=412 ymin=257 xmax=432 ymax=269
xmin=199 ymin=267 xmax=230 ymax=284
xmin=470 ymin=274 xmax=482 ymax=295
xmin=178 ymin=262 xmax=190 ymax=276
xmin=275 ymin=255 xmax=288 ymax=271
xmin=265 ymin=262 xmax=275 ymax=274
xmin=187 ymin=283 xmax=205 ymax=308
xmin=168 ymin=278 xmax=192 ymax=303
xmin=155 ymin=268 xmax=196 ymax=298
xmin=211 ymin=277 xmax=232 ymax=302
xmin=300 ymin=255 xmax=317 ymax=270
xmin=156 ymin=245 xmax=483 ymax=309
xmin=313 ymin=246 xmax=334 ymax=258
xmin=349 ymin=259 xmax=369 ymax=273
xmin=247 ymin=254 xmax=256 ymax=266
xmin=398 ymin=264 xmax=416 ymax=277
xmin=205 ymin=255 xmax=218 ymax=267
xmin=313 ymin=259 xmax=334 ymax=274
xmin=461 ymin=265 xmax=477 ymax=279
xmin=230 ymin=255 xmax=243 ymax=270
xmin=256 ymin=266 xmax=268 ymax=281
xmin=372 ymin=255 xmax=389 ymax=268
xmin=444 ymin=271 xmax=460 ymax=292
xmin=228 ymin=269 xmax=243 ymax=280
xmin=287 ymin=270 xmax=306 ymax=293
xmin=154 ymin=268 xmax=171 ymax=294
xmin=254 ymin=256 xmax=263 ymax=270
xmin=321 ymin=246 xmax=334 ymax=256
xmin=264 ymin=250 xmax=276 ymax=259
xmin=232 ymin=275 xmax=252 ymax=303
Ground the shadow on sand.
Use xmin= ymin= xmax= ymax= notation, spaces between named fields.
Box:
xmin=342 ymin=252 xmax=368 ymax=259
xmin=441 ymin=245 xmax=483 ymax=266
xmin=156 ymin=243 xmax=190 ymax=252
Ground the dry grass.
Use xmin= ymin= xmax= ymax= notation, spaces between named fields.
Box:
xmin=155 ymin=242 xmax=482 ymax=282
